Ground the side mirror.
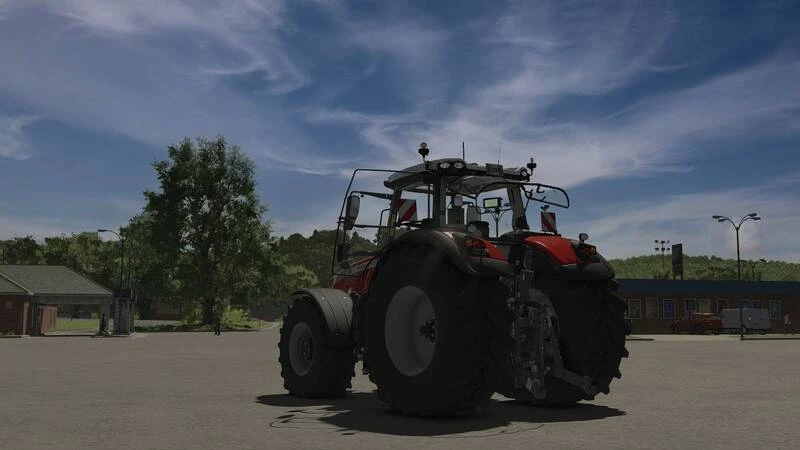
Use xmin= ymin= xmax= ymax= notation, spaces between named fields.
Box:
xmin=344 ymin=194 xmax=360 ymax=230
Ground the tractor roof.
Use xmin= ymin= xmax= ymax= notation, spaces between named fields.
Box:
xmin=384 ymin=158 xmax=529 ymax=196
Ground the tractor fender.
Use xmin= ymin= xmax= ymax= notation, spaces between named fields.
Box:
xmin=291 ymin=288 xmax=354 ymax=348
xmin=383 ymin=229 xmax=514 ymax=276
xmin=525 ymin=246 xmax=615 ymax=281
xmin=523 ymin=236 xmax=615 ymax=281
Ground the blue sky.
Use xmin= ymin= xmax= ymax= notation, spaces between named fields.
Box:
xmin=1 ymin=0 xmax=799 ymax=262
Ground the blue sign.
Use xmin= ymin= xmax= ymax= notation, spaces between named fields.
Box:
xmin=663 ymin=300 xmax=675 ymax=320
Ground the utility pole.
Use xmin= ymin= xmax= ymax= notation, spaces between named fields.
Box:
xmin=748 ymin=258 xmax=767 ymax=281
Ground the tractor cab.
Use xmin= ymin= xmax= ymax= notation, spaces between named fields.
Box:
xmin=332 ymin=143 xmax=571 ymax=273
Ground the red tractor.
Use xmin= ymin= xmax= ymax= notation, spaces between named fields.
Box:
xmin=278 ymin=143 xmax=629 ymax=416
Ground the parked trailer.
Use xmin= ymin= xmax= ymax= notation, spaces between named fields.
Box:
xmin=720 ymin=308 xmax=771 ymax=334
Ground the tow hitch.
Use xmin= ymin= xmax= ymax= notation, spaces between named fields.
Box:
xmin=510 ymin=269 xmax=598 ymax=400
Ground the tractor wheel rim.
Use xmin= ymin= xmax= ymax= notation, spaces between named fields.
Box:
xmin=385 ymin=285 xmax=436 ymax=377
xmin=289 ymin=322 xmax=314 ymax=376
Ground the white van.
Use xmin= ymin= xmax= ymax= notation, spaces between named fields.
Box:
xmin=720 ymin=308 xmax=772 ymax=334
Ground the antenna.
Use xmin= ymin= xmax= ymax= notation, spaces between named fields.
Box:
xmin=497 ymin=144 xmax=503 ymax=164
xmin=462 ymin=141 xmax=465 ymax=160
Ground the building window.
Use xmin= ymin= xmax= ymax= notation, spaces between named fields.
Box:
xmin=685 ymin=298 xmax=697 ymax=318
xmin=740 ymin=299 xmax=753 ymax=309
xmin=646 ymin=298 xmax=659 ymax=319
xmin=663 ymin=299 xmax=676 ymax=319
xmin=752 ymin=300 xmax=764 ymax=309
xmin=698 ymin=298 xmax=711 ymax=313
xmin=5 ymin=301 xmax=11 ymax=310
xmin=769 ymin=300 xmax=782 ymax=320
xmin=628 ymin=299 xmax=642 ymax=319
xmin=717 ymin=299 xmax=728 ymax=313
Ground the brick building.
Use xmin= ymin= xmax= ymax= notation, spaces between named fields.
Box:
xmin=0 ymin=265 xmax=113 ymax=336
xmin=617 ymin=279 xmax=800 ymax=334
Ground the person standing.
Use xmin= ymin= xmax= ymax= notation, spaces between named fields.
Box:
xmin=214 ymin=319 xmax=221 ymax=336
xmin=99 ymin=313 xmax=108 ymax=336
xmin=784 ymin=312 xmax=793 ymax=335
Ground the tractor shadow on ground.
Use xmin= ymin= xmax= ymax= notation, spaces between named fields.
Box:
xmin=256 ymin=391 xmax=625 ymax=437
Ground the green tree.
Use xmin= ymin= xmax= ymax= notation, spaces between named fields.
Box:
xmin=275 ymin=230 xmax=377 ymax=288
xmin=0 ymin=236 xmax=43 ymax=264
xmin=122 ymin=213 xmax=180 ymax=319
xmin=141 ymin=136 xmax=275 ymax=324
xmin=42 ymin=234 xmax=81 ymax=268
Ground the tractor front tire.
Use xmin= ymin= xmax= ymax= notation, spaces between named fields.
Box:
xmin=366 ymin=244 xmax=513 ymax=416
xmin=502 ymin=277 xmax=629 ymax=406
xmin=278 ymin=297 xmax=355 ymax=397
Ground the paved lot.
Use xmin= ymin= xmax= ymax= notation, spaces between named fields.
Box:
xmin=2 ymin=328 xmax=799 ymax=450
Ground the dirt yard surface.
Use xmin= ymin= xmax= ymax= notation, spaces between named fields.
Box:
xmin=1 ymin=328 xmax=798 ymax=450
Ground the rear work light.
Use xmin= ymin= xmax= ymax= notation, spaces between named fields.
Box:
xmin=576 ymin=244 xmax=597 ymax=259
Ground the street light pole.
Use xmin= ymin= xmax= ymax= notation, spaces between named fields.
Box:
xmin=98 ymin=229 xmax=125 ymax=287
xmin=654 ymin=239 xmax=670 ymax=271
xmin=712 ymin=213 xmax=761 ymax=341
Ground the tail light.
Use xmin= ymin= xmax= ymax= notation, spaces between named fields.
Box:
xmin=465 ymin=237 xmax=489 ymax=256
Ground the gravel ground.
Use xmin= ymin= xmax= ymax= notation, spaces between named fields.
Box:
xmin=1 ymin=328 xmax=798 ymax=450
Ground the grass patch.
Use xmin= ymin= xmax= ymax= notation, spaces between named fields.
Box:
xmin=54 ymin=318 xmax=99 ymax=331
xmin=135 ymin=318 xmax=272 ymax=333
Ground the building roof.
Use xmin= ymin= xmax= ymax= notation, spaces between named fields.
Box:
xmin=0 ymin=265 xmax=112 ymax=296
xmin=0 ymin=274 xmax=27 ymax=294
xmin=617 ymin=279 xmax=800 ymax=296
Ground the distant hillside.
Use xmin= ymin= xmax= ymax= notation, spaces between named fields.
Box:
xmin=275 ymin=229 xmax=800 ymax=283
xmin=607 ymin=254 xmax=800 ymax=281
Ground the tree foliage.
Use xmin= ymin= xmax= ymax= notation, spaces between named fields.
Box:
xmin=0 ymin=236 xmax=43 ymax=264
xmin=275 ymin=230 xmax=376 ymax=288
xmin=139 ymin=136 xmax=276 ymax=324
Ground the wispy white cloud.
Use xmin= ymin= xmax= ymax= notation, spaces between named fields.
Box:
xmin=0 ymin=115 xmax=38 ymax=160
xmin=308 ymin=41 xmax=799 ymax=191
xmin=18 ymin=0 xmax=304 ymax=92
xmin=0 ymin=0 xmax=312 ymax=162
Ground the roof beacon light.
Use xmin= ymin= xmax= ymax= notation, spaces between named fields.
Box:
xmin=418 ymin=142 xmax=429 ymax=159
xmin=579 ymin=233 xmax=588 ymax=243
xmin=438 ymin=161 xmax=451 ymax=170
xmin=453 ymin=161 xmax=465 ymax=169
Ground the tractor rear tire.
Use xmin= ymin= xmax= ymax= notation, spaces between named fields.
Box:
xmin=501 ymin=277 xmax=629 ymax=406
xmin=366 ymin=244 xmax=513 ymax=416
xmin=278 ymin=296 xmax=355 ymax=397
